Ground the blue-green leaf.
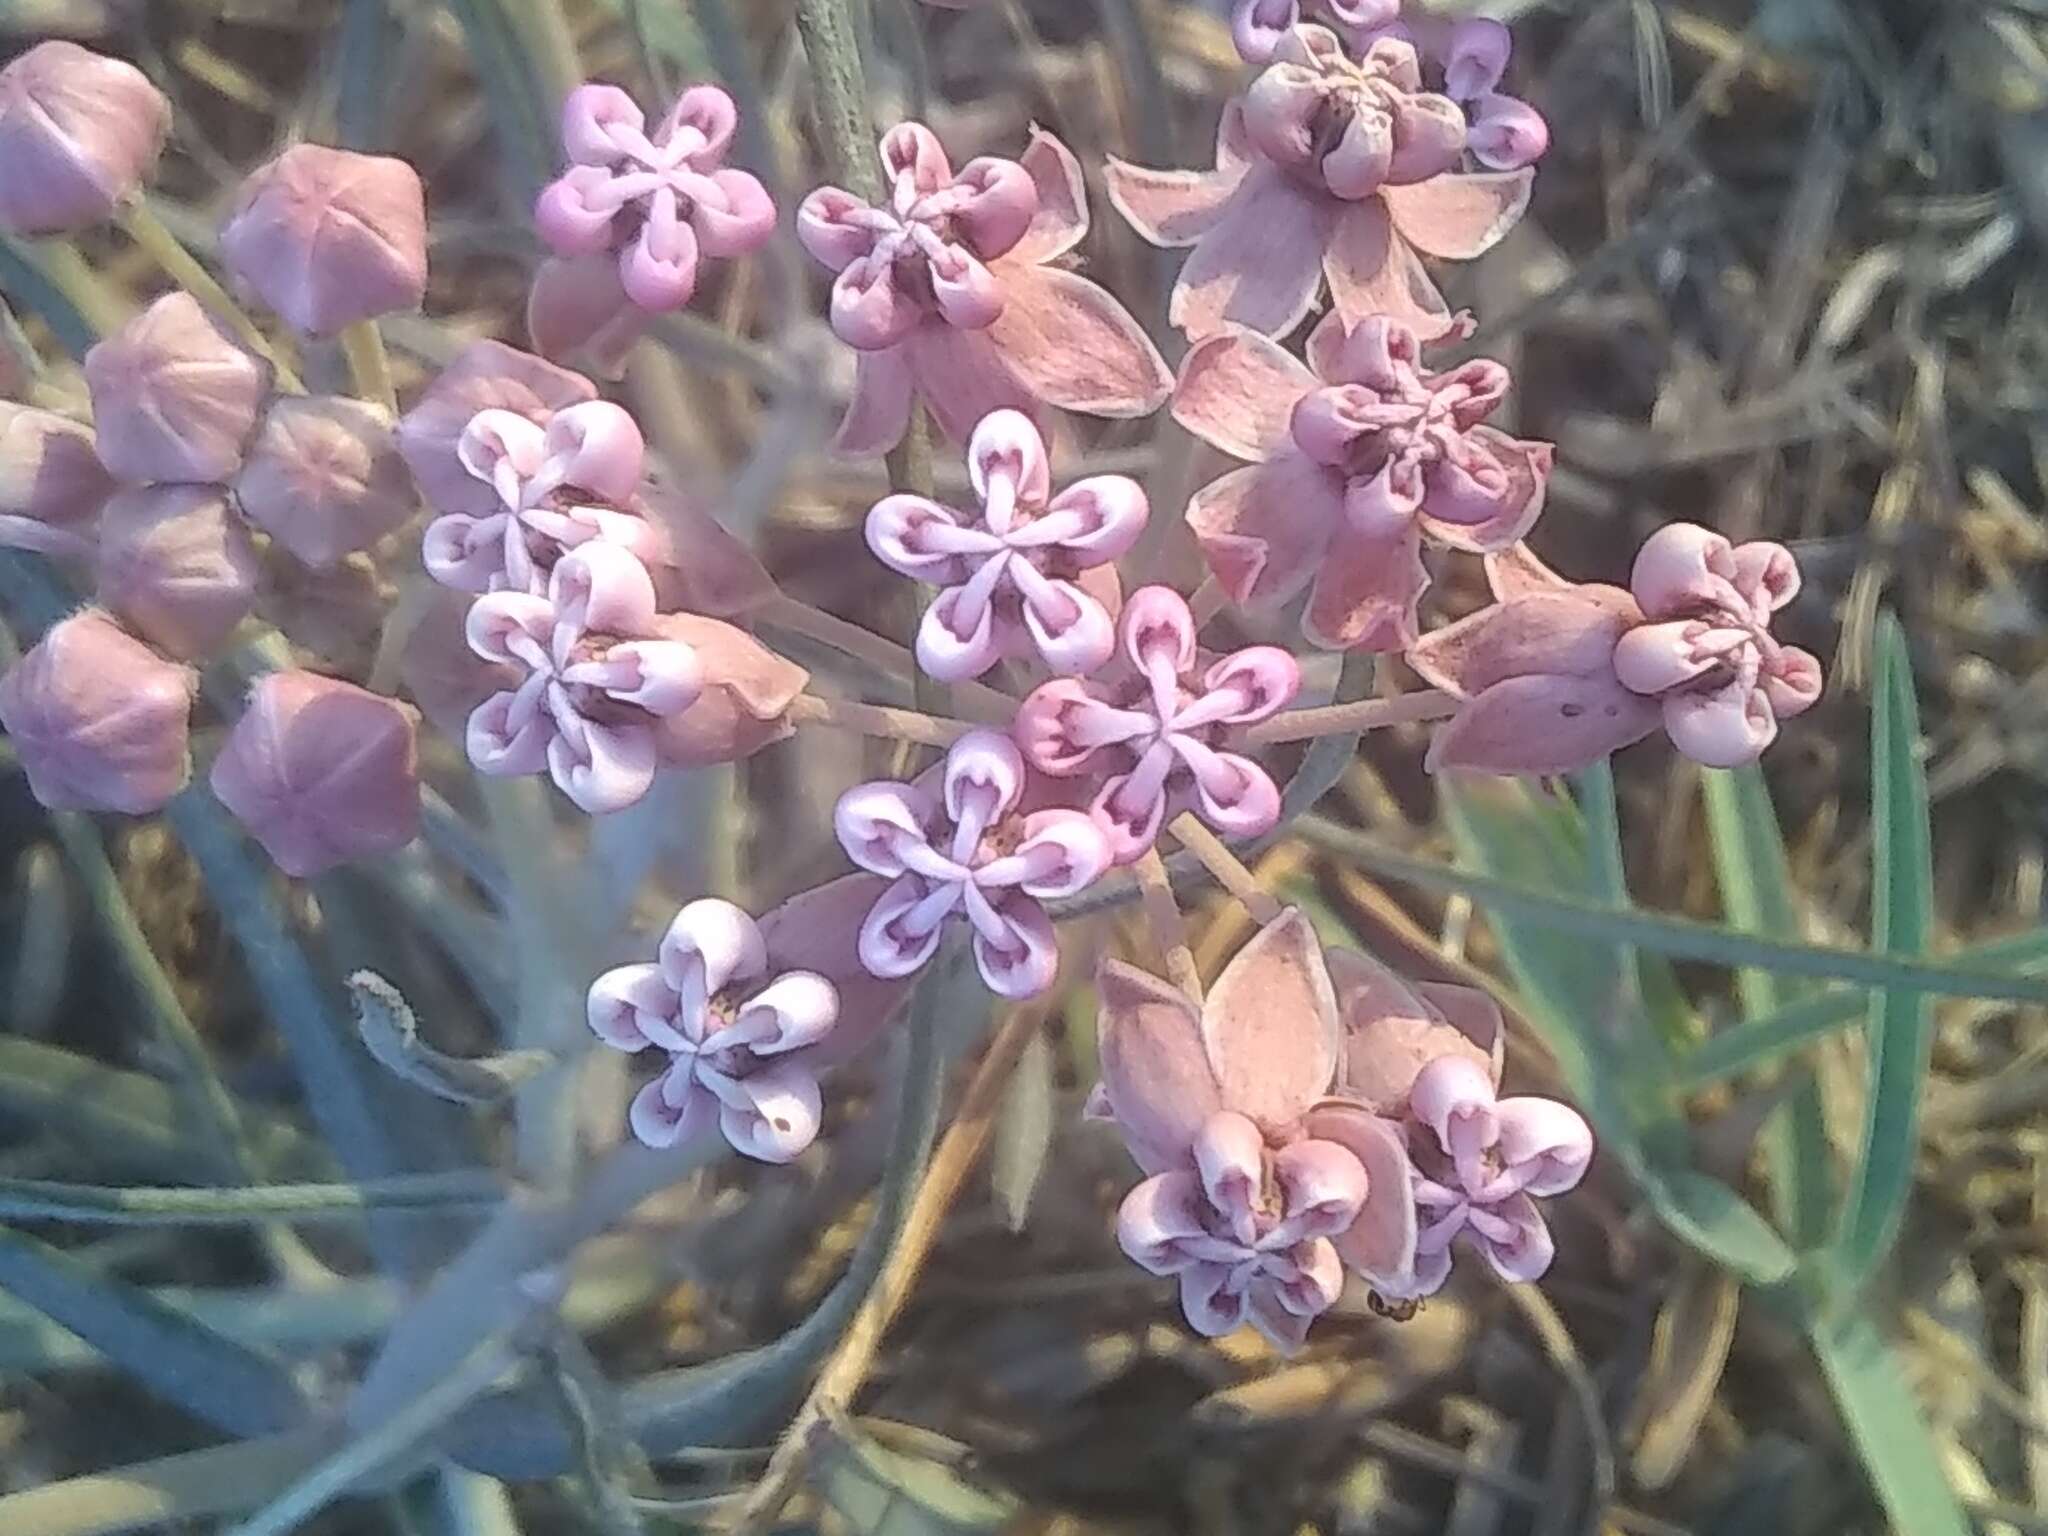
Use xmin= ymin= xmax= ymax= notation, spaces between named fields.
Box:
xmin=1636 ymin=1168 xmax=1796 ymax=1285
xmin=1809 ymin=1307 xmax=1969 ymax=1536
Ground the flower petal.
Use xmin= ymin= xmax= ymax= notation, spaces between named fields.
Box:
xmin=1096 ymin=956 xmax=1219 ymax=1173
xmin=1380 ymin=169 xmax=1532 ymax=260
xmin=982 ymin=264 xmax=1172 ymax=419
xmin=1171 ymin=327 xmax=1317 ymax=462
xmin=1011 ymin=126 xmax=1090 ymax=263
xmin=1103 ymin=159 xmax=1245 ymax=248
xmin=1419 ymin=427 xmax=1552 ymax=553
xmin=1324 ymin=945 xmax=1491 ymax=1113
xmin=903 ymin=323 xmax=1044 ymax=445
xmin=1495 ymin=1096 xmax=1594 ymax=1196
xmin=1405 ymin=587 xmax=1640 ymax=697
xmin=833 ymin=346 xmax=915 ymax=457
xmin=713 ymin=1061 xmax=823 ymax=1163
xmin=1426 ymin=673 xmax=1662 ymax=776
xmin=1301 ymin=522 xmax=1430 ymax=651
xmin=1322 ymin=200 xmax=1466 ymax=342
xmin=1301 ymin=1101 xmax=1420 ymax=1292
xmin=1202 ymin=908 xmax=1340 ymax=1132
xmin=1170 ymin=165 xmax=1334 ymax=339
xmin=1185 ymin=453 xmax=1344 ymax=612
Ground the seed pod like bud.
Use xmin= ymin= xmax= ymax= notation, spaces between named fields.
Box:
xmin=396 ymin=339 xmax=597 ymax=515
xmin=0 ymin=403 xmax=115 ymax=555
xmin=85 ymin=292 xmax=272 ymax=484
xmin=235 ymin=395 xmax=413 ymax=568
xmin=0 ymin=41 xmax=170 ymax=237
xmin=0 ymin=609 xmax=194 ymax=813
xmin=96 ymin=485 xmax=259 ymax=659
xmin=220 ymin=144 xmax=428 ymax=336
xmin=210 ymin=670 xmax=421 ymax=876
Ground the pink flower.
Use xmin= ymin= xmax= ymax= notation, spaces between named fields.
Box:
xmin=0 ymin=404 xmax=114 ymax=558
xmin=797 ymin=123 xmax=1169 ymax=453
xmin=463 ymin=542 xmax=704 ymax=814
xmin=1174 ymin=313 xmax=1552 ymax=650
xmin=834 ymin=729 xmax=1111 ymax=998
xmin=1405 ymin=543 xmax=1661 ymax=775
xmin=1230 ymin=0 xmax=1400 ymax=64
xmin=0 ymin=609 xmax=193 ymax=814
xmin=1105 ymin=28 xmax=1530 ymax=340
xmin=396 ymin=340 xmax=597 ymax=516
xmin=534 ymin=83 xmax=775 ymax=314
xmin=588 ymin=897 xmax=838 ymax=1162
xmin=84 ymin=292 xmax=272 ymax=486
xmin=1016 ymin=585 xmax=1298 ymax=863
xmin=423 ymin=401 xmax=658 ymax=594
xmin=1432 ymin=17 xmax=1549 ymax=172
xmin=1095 ymin=911 xmax=1403 ymax=1352
xmin=1613 ymin=524 xmax=1823 ymax=768
xmin=866 ymin=409 xmax=1146 ymax=681
xmin=209 ymin=670 xmax=422 ymax=877
xmin=0 ymin=41 xmax=169 ymax=237
xmin=94 ymin=485 xmax=259 ymax=660
xmin=220 ymin=144 xmax=428 ymax=336
xmin=234 ymin=396 xmax=413 ymax=570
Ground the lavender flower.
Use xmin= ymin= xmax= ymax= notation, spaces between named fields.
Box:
xmin=84 ymin=293 xmax=272 ymax=486
xmin=0 ymin=41 xmax=169 ymax=237
xmin=866 ymin=408 xmax=1147 ymax=681
xmin=396 ymin=340 xmax=597 ymax=516
xmin=235 ymin=396 xmax=414 ymax=569
xmin=94 ymin=485 xmax=259 ymax=660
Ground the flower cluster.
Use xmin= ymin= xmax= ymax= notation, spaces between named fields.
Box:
xmin=0 ymin=12 xmax=1828 ymax=1357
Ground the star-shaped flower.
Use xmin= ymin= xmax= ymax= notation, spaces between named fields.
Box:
xmin=588 ymin=898 xmax=838 ymax=1162
xmin=1016 ymin=585 xmax=1299 ymax=863
xmin=867 ymin=408 xmax=1147 ymax=681
xmin=834 ymin=729 xmax=1111 ymax=998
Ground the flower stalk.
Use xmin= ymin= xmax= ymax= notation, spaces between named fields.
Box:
xmin=115 ymin=198 xmax=302 ymax=388
xmin=1237 ymin=686 xmax=1460 ymax=744
xmin=339 ymin=318 xmax=397 ymax=415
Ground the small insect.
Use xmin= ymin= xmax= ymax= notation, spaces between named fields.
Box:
xmin=1367 ymin=1291 xmax=1422 ymax=1323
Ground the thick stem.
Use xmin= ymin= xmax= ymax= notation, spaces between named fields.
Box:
xmin=339 ymin=319 xmax=397 ymax=414
xmin=1236 ymin=687 xmax=1460 ymax=745
xmin=794 ymin=0 xmax=884 ymax=203
xmin=786 ymin=691 xmax=972 ymax=747
xmin=1169 ymin=814 xmax=1282 ymax=926
xmin=115 ymin=200 xmax=304 ymax=389
xmin=1134 ymin=847 xmax=1204 ymax=1002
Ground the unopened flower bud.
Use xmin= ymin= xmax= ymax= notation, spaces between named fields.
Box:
xmin=95 ymin=484 xmax=259 ymax=659
xmin=0 ymin=403 xmax=114 ymax=555
xmin=0 ymin=609 xmax=193 ymax=813
xmin=236 ymin=395 xmax=412 ymax=568
xmin=209 ymin=670 xmax=421 ymax=876
xmin=221 ymin=144 xmax=427 ymax=336
xmin=396 ymin=339 xmax=596 ymax=514
xmin=85 ymin=292 xmax=272 ymax=484
xmin=0 ymin=41 xmax=170 ymax=236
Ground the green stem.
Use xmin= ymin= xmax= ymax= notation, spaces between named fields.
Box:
xmin=794 ymin=0 xmax=883 ymax=201
xmin=116 ymin=200 xmax=303 ymax=389
xmin=0 ymin=1172 xmax=503 ymax=1227
xmin=338 ymin=318 xmax=397 ymax=414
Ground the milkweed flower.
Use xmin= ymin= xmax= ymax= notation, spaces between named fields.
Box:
xmin=0 ymin=609 xmax=194 ymax=814
xmin=396 ymin=340 xmax=597 ymax=515
xmin=0 ymin=404 xmax=114 ymax=558
xmin=1230 ymin=0 xmax=1399 ymax=64
xmin=534 ymin=83 xmax=776 ymax=314
xmin=1016 ymin=585 xmax=1298 ymax=863
xmin=798 ymin=123 xmax=1170 ymax=453
xmin=209 ymin=670 xmax=422 ymax=876
xmin=84 ymin=292 xmax=272 ymax=486
xmin=1093 ymin=911 xmax=1409 ymax=1352
xmin=94 ymin=485 xmax=259 ymax=660
xmin=1173 ymin=313 xmax=1551 ymax=649
xmin=834 ymin=729 xmax=1112 ymax=998
xmin=0 ymin=40 xmax=169 ymax=237
xmin=423 ymin=400 xmax=657 ymax=594
xmin=220 ymin=144 xmax=428 ymax=336
xmin=588 ymin=898 xmax=838 ymax=1161
xmin=235 ymin=396 xmax=414 ymax=569
xmin=1105 ymin=28 xmax=1529 ymax=340
xmin=1612 ymin=524 xmax=1823 ymax=768
xmin=866 ymin=408 xmax=1147 ymax=681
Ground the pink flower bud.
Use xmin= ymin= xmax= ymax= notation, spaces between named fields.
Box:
xmin=0 ymin=403 xmax=114 ymax=555
xmin=84 ymin=292 xmax=272 ymax=485
xmin=0 ymin=41 xmax=170 ymax=236
xmin=524 ymin=253 xmax=649 ymax=378
xmin=95 ymin=485 xmax=258 ymax=659
xmin=209 ymin=670 xmax=422 ymax=876
xmin=0 ymin=609 xmax=193 ymax=813
xmin=220 ymin=144 xmax=428 ymax=336
xmin=396 ymin=339 xmax=597 ymax=515
xmin=235 ymin=396 xmax=414 ymax=568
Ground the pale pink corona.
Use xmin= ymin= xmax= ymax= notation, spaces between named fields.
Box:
xmin=866 ymin=409 xmax=1146 ymax=681
xmin=588 ymin=898 xmax=838 ymax=1162
xmin=834 ymin=730 xmax=1111 ymax=998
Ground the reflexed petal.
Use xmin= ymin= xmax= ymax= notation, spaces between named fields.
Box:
xmin=1662 ymin=681 xmax=1776 ymax=769
xmin=659 ymin=897 xmax=767 ymax=1001
xmin=1096 ymin=957 xmax=1219 ymax=1172
xmin=903 ymin=324 xmax=1043 ymax=445
xmin=526 ymin=253 xmax=647 ymax=375
xmin=1171 ymin=328 xmax=1318 ymax=462
xmin=1405 ymin=588 xmax=1640 ymax=697
xmin=1322 ymin=200 xmax=1466 ymax=341
xmin=1324 ymin=946 xmax=1491 ymax=1112
xmin=833 ymin=346 xmax=915 ymax=457
xmin=1484 ymin=540 xmax=1570 ymax=599
xmin=1186 ymin=454 xmax=1344 ymax=611
xmin=833 ymin=780 xmax=938 ymax=877
xmin=586 ymin=962 xmax=681 ymax=1052
xmin=1171 ymin=166 xmax=1334 ymax=339
xmin=1495 ymin=1096 xmax=1594 ymax=1196
xmin=714 ymin=1061 xmax=823 ymax=1163
xmin=1010 ymin=127 xmax=1089 ymax=263
xmin=982 ymin=264 xmax=1172 ymax=419
xmin=1117 ymin=1172 xmax=1213 ymax=1274
xmin=1103 ymin=158 xmax=1245 ymax=248
xmin=1380 ymin=169 xmax=1531 ymax=259
xmin=1301 ymin=522 xmax=1429 ymax=651
xmin=1201 ymin=908 xmax=1340 ymax=1131
xmin=628 ymin=1065 xmax=713 ymax=1148
xmin=757 ymin=873 xmax=914 ymax=1066
xmin=1426 ymin=673 xmax=1661 ymax=776
xmin=1303 ymin=1101 xmax=1420 ymax=1291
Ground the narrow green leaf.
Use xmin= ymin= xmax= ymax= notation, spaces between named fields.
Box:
xmin=1809 ymin=1307 xmax=1970 ymax=1536
xmin=443 ymin=0 xmax=560 ymax=199
xmin=347 ymin=970 xmax=552 ymax=1106
xmin=1831 ymin=615 xmax=1935 ymax=1291
xmin=0 ymin=1172 xmax=502 ymax=1227
xmin=1636 ymin=1168 xmax=1796 ymax=1285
